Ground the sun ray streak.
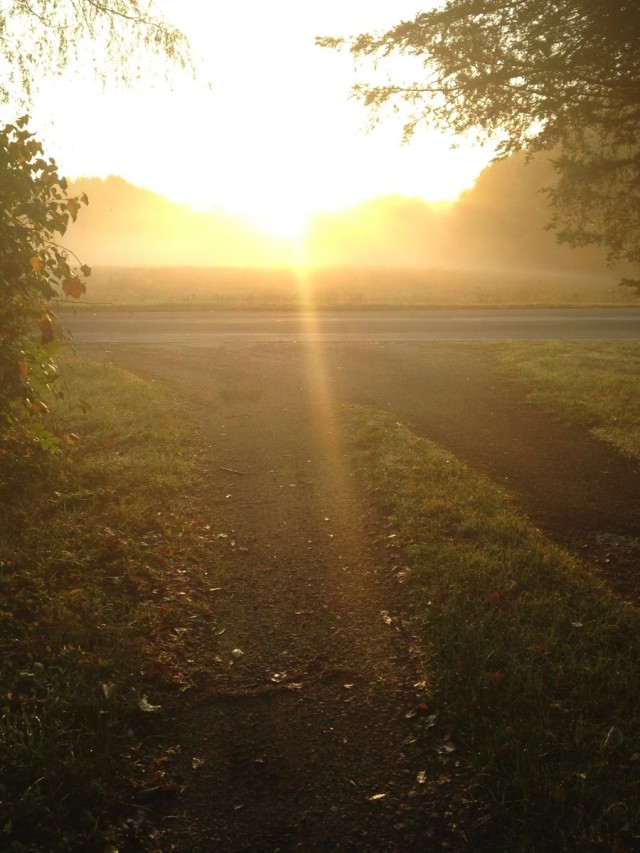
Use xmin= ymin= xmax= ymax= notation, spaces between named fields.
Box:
xmin=293 ymin=254 xmax=357 ymax=534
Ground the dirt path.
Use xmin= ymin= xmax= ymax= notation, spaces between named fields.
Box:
xmin=81 ymin=341 xmax=640 ymax=850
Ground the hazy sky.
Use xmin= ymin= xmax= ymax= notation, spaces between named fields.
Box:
xmin=17 ymin=1 xmax=494 ymax=237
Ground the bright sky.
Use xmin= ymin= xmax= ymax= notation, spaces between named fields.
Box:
xmin=21 ymin=0 xmax=493 ymax=237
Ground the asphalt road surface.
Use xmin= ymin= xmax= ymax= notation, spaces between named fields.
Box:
xmin=63 ymin=307 xmax=640 ymax=344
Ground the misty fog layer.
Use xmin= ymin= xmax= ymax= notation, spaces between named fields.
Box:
xmin=67 ymin=153 xmax=611 ymax=275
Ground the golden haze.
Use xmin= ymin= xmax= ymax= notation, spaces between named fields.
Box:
xmin=66 ymin=153 xmax=614 ymax=276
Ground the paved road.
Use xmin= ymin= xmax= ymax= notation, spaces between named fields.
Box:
xmin=62 ymin=307 xmax=640 ymax=344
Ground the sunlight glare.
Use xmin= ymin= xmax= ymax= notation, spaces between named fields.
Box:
xmin=17 ymin=0 xmax=494 ymax=245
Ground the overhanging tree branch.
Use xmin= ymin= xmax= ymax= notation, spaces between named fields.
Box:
xmin=320 ymin=0 xmax=640 ymax=275
xmin=0 ymin=0 xmax=194 ymax=103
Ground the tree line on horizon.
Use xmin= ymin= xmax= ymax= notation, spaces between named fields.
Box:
xmin=66 ymin=152 xmax=615 ymax=275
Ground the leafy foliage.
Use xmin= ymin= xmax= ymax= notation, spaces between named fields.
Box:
xmin=0 ymin=2 xmax=193 ymax=461
xmin=0 ymin=0 xmax=193 ymax=104
xmin=0 ymin=116 xmax=89 ymax=457
xmin=319 ymin=0 xmax=640 ymax=277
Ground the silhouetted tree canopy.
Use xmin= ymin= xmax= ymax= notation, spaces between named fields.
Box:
xmin=0 ymin=0 xmax=193 ymax=104
xmin=319 ymin=0 xmax=640 ymax=281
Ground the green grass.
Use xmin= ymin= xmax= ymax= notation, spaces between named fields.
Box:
xmin=0 ymin=355 xmax=216 ymax=851
xmin=55 ymin=265 xmax=636 ymax=310
xmin=494 ymin=342 xmax=640 ymax=461
xmin=348 ymin=405 xmax=640 ymax=851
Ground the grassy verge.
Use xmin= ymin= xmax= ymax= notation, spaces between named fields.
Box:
xmin=348 ymin=406 xmax=640 ymax=851
xmin=494 ymin=342 xmax=640 ymax=461
xmin=0 ymin=355 xmax=216 ymax=851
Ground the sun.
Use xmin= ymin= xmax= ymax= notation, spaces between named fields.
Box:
xmin=181 ymin=176 xmax=316 ymax=241
xmin=245 ymin=202 xmax=312 ymax=241
xmin=24 ymin=0 xmax=498 ymax=258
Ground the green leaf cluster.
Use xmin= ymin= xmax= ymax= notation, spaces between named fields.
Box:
xmin=0 ymin=2 xmax=195 ymax=465
xmin=0 ymin=116 xmax=89 ymax=458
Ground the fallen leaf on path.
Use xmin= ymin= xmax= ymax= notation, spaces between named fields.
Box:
xmin=101 ymin=682 xmax=115 ymax=699
xmin=482 ymin=671 xmax=504 ymax=682
xmin=138 ymin=695 xmax=161 ymax=713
